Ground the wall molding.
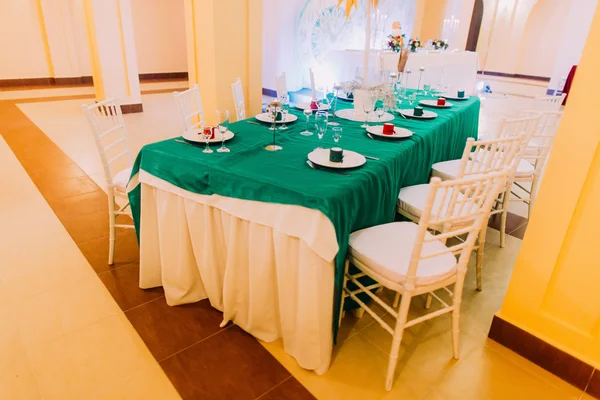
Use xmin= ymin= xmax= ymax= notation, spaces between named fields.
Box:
xmin=262 ymin=88 xmax=277 ymax=98
xmin=478 ymin=71 xmax=551 ymax=82
xmin=489 ymin=315 xmax=599 ymax=397
xmin=120 ymin=103 xmax=143 ymax=114
xmin=0 ymin=72 xmax=188 ymax=89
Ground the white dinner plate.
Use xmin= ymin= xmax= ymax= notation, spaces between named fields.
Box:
xmin=294 ymin=103 xmax=331 ymax=112
xmin=419 ymin=100 xmax=454 ymax=108
xmin=182 ymin=129 xmax=235 ymax=144
xmin=255 ymin=113 xmax=299 ymax=124
xmin=308 ymin=148 xmax=366 ymax=169
xmin=335 ymin=108 xmax=395 ymax=123
xmin=398 ymin=109 xmax=438 ymax=119
xmin=442 ymin=95 xmax=470 ymax=101
xmin=367 ymin=125 xmax=413 ymax=139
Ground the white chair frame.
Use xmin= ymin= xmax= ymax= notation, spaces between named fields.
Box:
xmin=231 ymin=78 xmax=246 ymax=121
xmin=275 ymin=72 xmax=288 ymax=101
xmin=174 ymin=84 xmax=205 ymax=133
xmin=401 ymin=135 xmax=523 ymax=290
xmin=508 ymin=111 xmax=563 ymax=218
xmin=342 ymin=168 xmax=511 ymax=391
xmin=533 ymin=94 xmax=566 ymax=111
xmin=82 ymin=98 xmax=135 ymax=265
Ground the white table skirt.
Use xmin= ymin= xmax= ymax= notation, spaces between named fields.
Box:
xmin=404 ymin=51 xmax=479 ymax=95
xmin=135 ymin=171 xmax=337 ymax=374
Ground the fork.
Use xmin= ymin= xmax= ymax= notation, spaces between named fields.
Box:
xmin=306 ymin=160 xmax=350 ymax=176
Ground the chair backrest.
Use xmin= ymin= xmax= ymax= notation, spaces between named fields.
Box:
xmin=82 ymin=98 xmax=132 ymax=189
xmin=458 ymin=135 xmax=524 ymax=178
xmin=275 ymin=73 xmax=288 ymax=101
xmin=533 ymin=94 xmax=566 ymax=111
xmin=173 ymin=84 xmax=205 ymax=132
xmin=520 ymin=110 xmax=563 ymax=173
xmin=406 ymin=168 xmax=511 ymax=284
xmin=231 ymin=78 xmax=246 ymax=121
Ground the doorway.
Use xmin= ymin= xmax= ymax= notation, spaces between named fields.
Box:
xmin=466 ymin=0 xmax=484 ymax=52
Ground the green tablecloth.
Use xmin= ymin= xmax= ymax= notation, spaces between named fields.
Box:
xmin=128 ymin=93 xmax=480 ymax=338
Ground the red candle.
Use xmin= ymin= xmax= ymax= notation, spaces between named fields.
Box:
xmin=437 ymin=97 xmax=446 ymax=106
xmin=383 ymin=123 xmax=395 ymax=135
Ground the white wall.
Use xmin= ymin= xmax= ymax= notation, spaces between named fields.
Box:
xmin=131 ymin=0 xmax=188 ymax=74
xmin=0 ymin=0 xmax=187 ymax=80
xmin=0 ymin=0 xmax=50 ymax=79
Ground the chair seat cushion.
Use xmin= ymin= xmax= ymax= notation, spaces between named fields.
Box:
xmin=515 ymin=159 xmax=535 ymax=178
xmin=397 ymin=184 xmax=465 ymax=220
xmin=349 ymin=222 xmax=457 ymax=286
xmin=431 ymin=159 xmax=481 ymax=181
xmin=113 ymin=167 xmax=132 ymax=193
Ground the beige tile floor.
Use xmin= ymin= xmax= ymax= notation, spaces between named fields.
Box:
xmin=3 ymin=84 xmax=582 ymax=399
xmin=0 ymin=137 xmax=180 ymax=399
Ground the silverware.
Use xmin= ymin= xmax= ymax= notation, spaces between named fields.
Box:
xmin=306 ymin=160 xmax=350 ymax=177
xmin=364 ymin=155 xmax=379 ymax=161
xmin=246 ymin=120 xmax=264 ymax=126
xmin=367 ymin=133 xmax=376 ymax=140
xmin=399 ymin=112 xmax=407 ymax=119
xmin=174 ymin=139 xmax=203 ymax=148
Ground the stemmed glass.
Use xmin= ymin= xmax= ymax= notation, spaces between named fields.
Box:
xmin=202 ymin=126 xmax=213 ymax=154
xmin=216 ymin=109 xmax=230 ymax=153
xmin=423 ymin=84 xmax=431 ymax=97
xmin=361 ymin=98 xmax=373 ymax=129
xmin=279 ymin=97 xmax=289 ymax=130
xmin=301 ymin=109 xmax=313 ymax=136
xmin=375 ymin=106 xmax=385 ymax=123
xmin=408 ymin=93 xmax=417 ymax=106
xmin=332 ymin=126 xmax=343 ymax=144
xmin=314 ymin=111 xmax=328 ymax=149
xmin=268 ymin=103 xmax=279 ymax=131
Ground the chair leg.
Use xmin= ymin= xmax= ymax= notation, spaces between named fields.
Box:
xmin=499 ymin=184 xmax=511 ymax=248
xmin=393 ymin=292 xmax=400 ymax=308
xmin=108 ymin=194 xmax=117 ymax=265
xmin=452 ymin=274 xmax=466 ymax=360
xmin=425 ymin=293 xmax=433 ymax=309
xmin=338 ymin=259 xmax=350 ymax=328
xmin=385 ymin=292 xmax=412 ymax=391
xmin=476 ymin=224 xmax=488 ymax=291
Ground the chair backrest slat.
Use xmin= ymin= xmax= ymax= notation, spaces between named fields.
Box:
xmin=231 ymin=78 xmax=246 ymax=121
xmin=174 ymin=84 xmax=205 ymax=132
xmin=82 ymin=97 xmax=132 ymax=188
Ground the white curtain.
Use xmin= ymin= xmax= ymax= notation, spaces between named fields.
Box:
xmin=136 ymin=172 xmax=337 ymax=373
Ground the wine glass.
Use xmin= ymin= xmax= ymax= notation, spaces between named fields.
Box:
xmin=216 ymin=110 xmax=230 ymax=153
xmin=396 ymin=97 xmax=404 ymax=112
xmin=361 ymin=99 xmax=373 ymax=129
xmin=332 ymin=126 xmax=342 ymax=144
xmin=314 ymin=111 xmax=328 ymax=149
xmin=279 ymin=100 xmax=289 ymax=131
xmin=202 ymin=126 xmax=213 ymax=154
xmin=408 ymin=93 xmax=417 ymax=106
xmin=301 ymin=109 xmax=313 ymax=136
xmin=423 ymin=84 xmax=431 ymax=97
xmin=375 ymin=107 xmax=385 ymax=123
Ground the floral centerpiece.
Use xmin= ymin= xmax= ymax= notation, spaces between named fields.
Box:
xmin=409 ymin=38 xmax=422 ymax=53
xmin=433 ymin=39 xmax=449 ymax=50
xmin=387 ymin=21 xmax=405 ymax=53
xmin=340 ymin=79 xmax=396 ymax=110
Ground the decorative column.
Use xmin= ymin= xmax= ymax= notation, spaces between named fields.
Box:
xmin=83 ymin=0 xmax=143 ymax=113
xmin=183 ymin=0 xmax=262 ymax=125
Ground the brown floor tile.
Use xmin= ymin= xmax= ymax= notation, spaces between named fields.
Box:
xmin=35 ymin=175 xmax=100 ymax=202
xmin=160 ymin=325 xmax=290 ymax=400
xmin=125 ymin=298 xmax=225 ymax=361
xmin=27 ymin=162 xmax=87 ymax=182
xmin=79 ymin=230 xmax=139 ymax=273
xmin=98 ymin=262 xmax=162 ymax=311
xmin=48 ymin=190 xmax=108 ymax=220
xmin=60 ymin=209 xmax=130 ymax=244
xmin=488 ymin=211 xmax=528 ymax=238
xmin=586 ymin=369 xmax=600 ymax=398
xmin=258 ymin=377 xmax=316 ymax=400
xmin=508 ymin=222 xmax=528 ymax=240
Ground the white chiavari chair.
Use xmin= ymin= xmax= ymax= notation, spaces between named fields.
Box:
xmin=431 ymin=113 xmax=540 ymax=248
xmin=173 ymin=84 xmax=205 ymax=134
xmin=398 ymin=135 xmax=523 ymax=290
xmin=275 ymin=72 xmax=288 ymax=101
xmin=231 ymin=78 xmax=246 ymax=121
xmin=82 ymin=98 xmax=135 ymax=265
xmin=341 ymin=168 xmax=511 ymax=391
xmin=532 ymin=94 xmax=566 ymax=111
xmin=509 ymin=111 xmax=563 ymax=218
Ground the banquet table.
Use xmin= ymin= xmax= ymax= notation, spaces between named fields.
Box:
xmin=127 ymin=92 xmax=480 ymax=374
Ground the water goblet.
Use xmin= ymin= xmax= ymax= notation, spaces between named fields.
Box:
xmin=375 ymin=107 xmax=385 ymax=122
xmin=408 ymin=93 xmax=417 ymax=106
xmin=280 ymin=101 xmax=289 ymax=131
xmin=332 ymin=126 xmax=342 ymax=144
xmin=423 ymin=84 xmax=431 ymax=97
xmin=361 ymin=100 xmax=373 ymax=129
xmin=314 ymin=111 xmax=328 ymax=149
xmin=216 ymin=109 xmax=230 ymax=153
xmin=301 ymin=109 xmax=313 ymax=136
xmin=202 ymin=126 xmax=213 ymax=154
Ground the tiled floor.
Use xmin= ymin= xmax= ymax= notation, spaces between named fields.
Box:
xmin=0 ymin=83 xmax=588 ymax=399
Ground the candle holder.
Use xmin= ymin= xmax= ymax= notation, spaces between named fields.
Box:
xmin=404 ymin=69 xmax=412 ymax=88
xmin=265 ymin=101 xmax=283 ymax=151
xmin=332 ymin=83 xmax=342 ymax=124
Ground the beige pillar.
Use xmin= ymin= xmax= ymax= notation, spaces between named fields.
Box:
xmin=83 ymin=0 xmax=143 ymax=113
xmin=183 ymin=0 xmax=262 ymax=125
